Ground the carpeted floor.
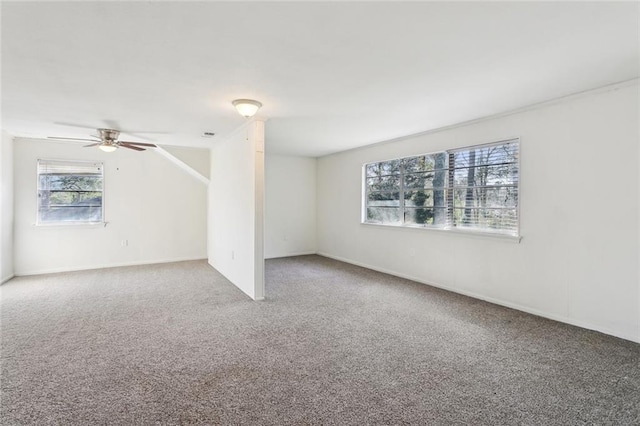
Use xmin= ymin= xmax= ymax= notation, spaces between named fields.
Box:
xmin=1 ymin=255 xmax=638 ymax=425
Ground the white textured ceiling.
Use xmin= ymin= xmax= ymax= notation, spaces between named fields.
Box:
xmin=2 ymin=2 xmax=638 ymax=157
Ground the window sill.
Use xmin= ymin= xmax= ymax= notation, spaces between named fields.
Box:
xmin=360 ymin=222 xmax=522 ymax=243
xmin=34 ymin=222 xmax=108 ymax=229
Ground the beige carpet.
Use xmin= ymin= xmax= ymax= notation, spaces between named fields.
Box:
xmin=1 ymin=255 xmax=638 ymax=424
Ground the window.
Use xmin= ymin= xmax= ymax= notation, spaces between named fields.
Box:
xmin=37 ymin=159 xmax=104 ymax=225
xmin=363 ymin=139 xmax=519 ymax=236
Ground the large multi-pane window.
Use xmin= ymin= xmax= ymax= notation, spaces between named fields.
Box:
xmin=364 ymin=139 xmax=519 ymax=235
xmin=37 ymin=159 xmax=104 ymax=225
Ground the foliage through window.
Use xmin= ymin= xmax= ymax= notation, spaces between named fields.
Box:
xmin=37 ymin=160 xmax=104 ymax=225
xmin=364 ymin=139 xmax=519 ymax=235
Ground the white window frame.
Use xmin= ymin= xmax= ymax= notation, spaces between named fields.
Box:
xmin=36 ymin=159 xmax=105 ymax=227
xmin=362 ymin=138 xmax=520 ymax=237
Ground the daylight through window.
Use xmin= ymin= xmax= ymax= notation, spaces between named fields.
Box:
xmin=37 ymin=159 xmax=104 ymax=225
xmin=363 ymin=139 xmax=519 ymax=235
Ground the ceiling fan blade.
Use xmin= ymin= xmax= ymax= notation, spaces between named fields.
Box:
xmin=120 ymin=143 xmax=146 ymax=151
xmin=119 ymin=141 xmax=156 ymax=147
xmin=48 ymin=136 xmax=99 ymax=142
xmin=120 ymin=130 xmax=169 ymax=137
xmin=83 ymin=143 xmax=101 ymax=147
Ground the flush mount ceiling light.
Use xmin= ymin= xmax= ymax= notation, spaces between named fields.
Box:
xmin=232 ymin=99 xmax=262 ymax=118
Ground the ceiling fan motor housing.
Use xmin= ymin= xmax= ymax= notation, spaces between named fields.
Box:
xmin=98 ymin=128 xmax=120 ymax=141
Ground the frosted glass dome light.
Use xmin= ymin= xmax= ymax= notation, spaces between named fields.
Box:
xmin=232 ymin=99 xmax=262 ymax=118
xmin=99 ymin=143 xmax=118 ymax=153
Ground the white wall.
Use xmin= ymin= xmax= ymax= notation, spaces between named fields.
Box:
xmin=1 ymin=130 xmax=14 ymax=282
xmin=317 ymin=82 xmax=640 ymax=342
xmin=208 ymin=120 xmax=265 ymax=300
xmin=265 ymin=154 xmax=316 ymax=259
xmin=13 ymin=138 xmax=208 ymax=275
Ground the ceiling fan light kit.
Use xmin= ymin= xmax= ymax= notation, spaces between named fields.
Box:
xmin=232 ymin=99 xmax=262 ymax=118
xmin=99 ymin=143 xmax=118 ymax=153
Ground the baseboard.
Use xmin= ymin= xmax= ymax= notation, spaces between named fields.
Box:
xmin=15 ymin=257 xmax=208 ymax=277
xmin=1 ymin=274 xmax=15 ymax=285
xmin=316 ymin=252 xmax=639 ymax=344
xmin=265 ymin=251 xmax=317 ymax=260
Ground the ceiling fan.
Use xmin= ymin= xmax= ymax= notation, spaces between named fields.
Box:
xmin=48 ymin=128 xmax=157 ymax=152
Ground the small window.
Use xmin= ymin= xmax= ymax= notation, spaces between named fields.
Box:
xmin=37 ymin=159 xmax=104 ymax=225
xmin=363 ymin=139 xmax=519 ymax=236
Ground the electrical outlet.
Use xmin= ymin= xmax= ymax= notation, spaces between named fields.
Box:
xmin=121 ymin=240 xmax=128 ymax=247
